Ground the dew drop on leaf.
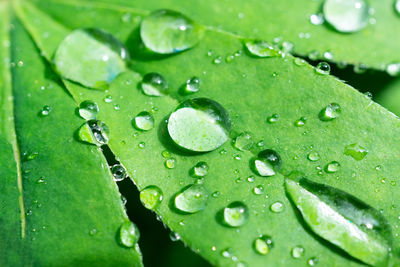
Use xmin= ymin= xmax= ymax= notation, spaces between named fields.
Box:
xmin=39 ymin=105 xmax=52 ymax=117
xmin=307 ymin=152 xmax=320 ymax=162
xmin=111 ymin=164 xmax=127 ymax=181
xmin=310 ymin=13 xmax=324 ymax=25
xmin=140 ymin=185 xmax=163 ymax=210
xmin=294 ymin=117 xmax=307 ymax=127
xmin=119 ymin=221 xmax=140 ymax=248
xmin=344 ymin=143 xmax=368 ymax=160
xmin=23 ymin=151 xmax=38 ymax=161
xmin=315 ymin=62 xmax=331 ymax=75
xmin=233 ymin=132 xmax=254 ymax=151
xmin=174 ymin=184 xmax=209 ymax=213
xmin=223 ymin=201 xmax=249 ymax=227
xmin=323 ymin=0 xmax=369 ymax=33
xmin=244 ymin=39 xmax=282 ymax=58
xmin=168 ymin=98 xmax=231 ymax=152
xmin=291 ymin=246 xmax=305 ymax=258
xmin=253 ymin=235 xmax=273 ymax=255
xmin=79 ymin=100 xmax=99 ymax=120
xmin=190 ymin=161 xmax=209 ymax=178
xmin=169 ymin=231 xmax=181 ymax=241
xmin=141 ymin=73 xmax=168 ymax=96
xmin=164 ymin=158 xmax=176 ymax=169
xmin=184 ymin=76 xmax=201 ymax=94
xmin=54 ymin=29 xmax=128 ymax=90
xmin=140 ymin=9 xmax=205 ymax=54
xmin=266 ymin=114 xmax=280 ymax=124
xmin=251 ymin=149 xmax=282 ymax=177
xmin=253 ymin=185 xmax=264 ymax=195
xmin=307 ymin=257 xmax=319 ymax=266
xmin=133 ymin=111 xmax=154 ymax=131
xmin=325 ymin=161 xmax=340 ymax=173
xmin=78 ymin=120 xmax=110 ymax=145
xmin=396 ymin=0 xmax=400 ymax=15
xmin=386 ymin=63 xmax=400 ymax=77
xmin=270 ymin=201 xmax=284 ymax=213
xmin=318 ymin=103 xmax=341 ymax=121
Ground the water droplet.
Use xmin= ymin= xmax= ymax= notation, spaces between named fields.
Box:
xmin=266 ymin=114 xmax=279 ymax=124
xmin=138 ymin=142 xmax=146 ymax=149
xmin=307 ymin=257 xmax=318 ymax=266
xmin=221 ymin=248 xmax=234 ymax=258
xmin=79 ymin=100 xmax=99 ymax=120
xmin=291 ymin=246 xmax=305 ymax=258
xmin=54 ymin=29 xmax=128 ymax=89
xmin=161 ymin=150 xmax=171 ymax=158
xmin=386 ymin=63 xmax=400 ymax=76
xmin=169 ymin=231 xmax=181 ymax=241
xmin=133 ymin=111 xmax=154 ymax=131
xmin=325 ymin=161 xmax=340 ymax=173
xmin=168 ymin=98 xmax=231 ymax=152
xmin=212 ymin=191 xmax=220 ymax=198
xmin=319 ymin=103 xmax=341 ymax=121
xmin=307 ymin=152 xmax=320 ymax=162
xmin=281 ymin=41 xmax=294 ymax=53
xmin=253 ymin=185 xmax=264 ymax=195
xmin=270 ymin=201 xmax=284 ymax=213
xmin=294 ymin=117 xmax=307 ymax=127
xmin=247 ymin=175 xmax=255 ymax=183
xmin=39 ymin=105 xmax=52 ymax=116
xmin=190 ymin=161 xmax=209 ymax=177
xmin=104 ymin=95 xmax=112 ymax=103
xmin=294 ymin=58 xmax=306 ymax=66
xmin=223 ymin=201 xmax=249 ymax=227
xmin=323 ymin=0 xmax=369 ymax=33
xmin=213 ymin=56 xmax=222 ymax=64
xmin=111 ymin=164 xmax=127 ymax=181
xmin=140 ymin=185 xmax=163 ymax=210
xmin=23 ymin=151 xmax=38 ymax=161
xmin=395 ymin=0 xmax=400 ymax=15
xmin=184 ymin=76 xmax=201 ymax=94
xmin=308 ymin=50 xmax=319 ymax=60
xmin=119 ymin=221 xmax=140 ymax=247
xmin=141 ymin=72 xmax=168 ymax=96
xmin=344 ymin=143 xmax=368 ymax=160
xmin=233 ymin=132 xmax=254 ymax=151
xmin=174 ymin=184 xmax=209 ymax=213
xmin=354 ymin=63 xmax=368 ymax=74
xmin=89 ymin=228 xmax=98 ymax=236
xmin=315 ymin=62 xmax=331 ymax=75
xmin=244 ymin=39 xmax=282 ymax=58
xmin=165 ymin=158 xmax=176 ymax=169
xmin=140 ymin=9 xmax=205 ymax=54
xmin=253 ymin=235 xmax=273 ymax=255
xmin=78 ymin=120 xmax=109 ymax=145
xmin=252 ymin=149 xmax=282 ymax=177
xmin=310 ymin=13 xmax=324 ymax=25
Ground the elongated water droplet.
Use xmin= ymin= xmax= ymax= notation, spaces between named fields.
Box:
xmin=223 ymin=201 xmax=249 ymax=227
xmin=319 ymin=103 xmax=341 ymax=121
xmin=54 ymin=29 xmax=128 ymax=89
xmin=119 ymin=221 xmax=140 ymax=247
xmin=168 ymin=98 xmax=231 ymax=152
xmin=140 ymin=185 xmax=163 ymax=210
xmin=78 ymin=120 xmax=109 ymax=145
xmin=133 ymin=111 xmax=154 ymax=131
xmin=79 ymin=100 xmax=99 ymax=120
xmin=190 ymin=161 xmax=209 ymax=178
xmin=323 ymin=0 xmax=369 ymax=33
xmin=325 ymin=161 xmax=340 ymax=173
xmin=141 ymin=73 xmax=168 ymax=96
xmin=244 ymin=39 xmax=282 ymax=58
xmin=111 ymin=164 xmax=127 ymax=181
xmin=233 ymin=132 xmax=254 ymax=151
xmin=315 ymin=62 xmax=331 ymax=75
xmin=252 ymin=149 xmax=282 ymax=177
xmin=285 ymin=175 xmax=392 ymax=266
xmin=174 ymin=184 xmax=209 ymax=213
xmin=253 ymin=235 xmax=273 ymax=255
xmin=344 ymin=143 xmax=368 ymax=160
xmin=184 ymin=76 xmax=201 ymax=94
xmin=291 ymin=246 xmax=305 ymax=258
xmin=140 ymin=10 xmax=205 ymax=54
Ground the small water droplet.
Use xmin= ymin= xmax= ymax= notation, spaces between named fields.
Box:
xmin=104 ymin=95 xmax=112 ymax=103
xmin=233 ymin=132 xmax=254 ymax=151
xmin=212 ymin=191 xmax=220 ymax=198
xmin=223 ymin=201 xmax=249 ymax=227
xmin=247 ymin=175 xmax=255 ymax=183
xmin=294 ymin=58 xmax=306 ymax=66
xmin=319 ymin=103 xmax=341 ymax=121
xmin=253 ymin=185 xmax=264 ymax=195
xmin=252 ymin=149 xmax=282 ymax=177
xmin=253 ymin=235 xmax=273 ymax=255
xmin=184 ymin=76 xmax=201 ymax=94
xmin=323 ymin=0 xmax=369 ymax=33
xmin=168 ymin=98 xmax=231 ymax=152
xmin=291 ymin=246 xmax=305 ymax=258
xmin=169 ymin=231 xmax=181 ymax=241
xmin=140 ymin=185 xmax=163 ymax=210
xmin=174 ymin=184 xmax=209 ymax=213
xmin=140 ymin=10 xmax=205 ymax=54
xmin=133 ymin=111 xmax=154 ymax=131
xmin=138 ymin=142 xmax=146 ymax=149
xmin=79 ymin=100 xmax=99 ymax=120
xmin=308 ymin=50 xmax=319 ymax=60
xmin=161 ymin=150 xmax=171 ymax=158
xmin=244 ymin=39 xmax=282 ymax=58
xmin=310 ymin=13 xmax=324 ymax=25
xmin=294 ymin=117 xmax=307 ymax=127
xmin=221 ymin=248 xmax=233 ymax=258
xmin=39 ymin=105 xmax=52 ymax=116
xmin=354 ymin=63 xmax=368 ymax=74
xmin=307 ymin=257 xmax=318 ymax=266
xmin=315 ymin=62 xmax=331 ymax=75
xmin=165 ymin=158 xmax=176 ymax=169
xmin=325 ymin=161 xmax=340 ymax=173
xmin=23 ymin=151 xmax=38 ymax=161
xmin=344 ymin=143 xmax=368 ymax=160
xmin=270 ymin=201 xmax=284 ymax=213
xmin=119 ymin=221 xmax=140 ymax=247
xmin=78 ymin=120 xmax=110 ymax=145
xmin=111 ymin=164 xmax=127 ymax=181
xmin=386 ymin=63 xmax=400 ymax=76
xmin=89 ymin=228 xmax=98 ymax=236
xmin=141 ymin=73 xmax=168 ymax=96
xmin=190 ymin=161 xmax=209 ymax=177
xmin=307 ymin=152 xmax=320 ymax=162
xmin=266 ymin=114 xmax=279 ymax=124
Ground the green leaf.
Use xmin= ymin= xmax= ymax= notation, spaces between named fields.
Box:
xmin=1 ymin=3 xmax=143 ymax=266
xmin=15 ymin=0 xmax=400 ymax=266
xmin=376 ymin=78 xmax=400 ymax=116
xmin=33 ymin=0 xmax=400 ymax=71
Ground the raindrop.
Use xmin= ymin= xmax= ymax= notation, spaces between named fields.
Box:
xmin=184 ymin=76 xmax=201 ymax=94
xmin=161 ymin=150 xmax=171 ymax=158
xmin=325 ymin=161 xmax=340 ymax=173
xmin=223 ymin=201 xmax=249 ymax=227
xmin=111 ymin=164 xmax=127 ymax=181
xmin=294 ymin=117 xmax=307 ymax=127
xmin=213 ymin=56 xmax=222 ymax=64
xmin=79 ymin=100 xmax=99 ymax=120
xmin=138 ymin=142 xmax=146 ymax=149
xmin=315 ymin=62 xmax=331 ymax=75
xmin=119 ymin=221 xmax=140 ymax=247
xmin=78 ymin=120 xmax=109 ymax=145
xmin=233 ymin=132 xmax=254 ymax=151
xmin=164 ymin=158 xmax=176 ymax=169
xmin=266 ymin=114 xmax=280 ymax=124
xmin=168 ymin=98 xmax=231 ymax=152
xmin=344 ymin=143 xmax=368 ymax=160
xmin=294 ymin=58 xmax=306 ymax=66
xmin=141 ymin=72 xmax=168 ymax=96
xmin=270 ymin=201 xmax=284 ymax=213
xmin=386 ymin=63 xmax=400 ymax=76
xmin=140 ymin=185 xmax=163 ymax=210
xmin=104 ymin=95 xmax=112 ymax=103
xmin=291 ymin=246 xmax=305 ymax=258
xmin=253 ymin=235 xmax=273 ymax=255
xmin=310 ymin=13 xmax=324 ymax=25
xmin=323 ymin=0 xmax=369 ymax=33
xmin=252 ymin=149 xmax=282 ymax=177
xmin=133 ymin=111 xmax=154 ymax=131
xmin=190 ymin=161 xmax=209 ymax=177
xmin=211 ymin=191 xmax=220 ymax=198
xmin=169 ymin=231 xmax=181 ymax=241
xmin=39 ymin=105 xmax=52 ymax=116
xmin=253 ymin=185 xmax=264 ymax=195
xmin=244 ymin=39 xmax=282 ymax=58
xmin=307 ymin=152 xmax=320 ymax=162
xmin=174 ymin=184 xmax=209 ymax=213
xmin=307 ymin=257 xmax=318 ymax=266
xmin=140 ymin=9 xmax=205 ymax=54
xmin=319 ymin=103 xmax=341 ymax=121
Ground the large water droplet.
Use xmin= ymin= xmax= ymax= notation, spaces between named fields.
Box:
xmin=111 ymin=164 xmax=127 ymax=181
xmin=119 ymin=221 xmax=140 ymax=247
xmin=174 ymin=184 xmax=209 ymax=213
xmin=319 ymin=103 xmax=341 ymax=121
xmin=395 ymin=0 xmax=400 ymax=15
xmin=252 ymin=149 xmax=282 ymax=177
xmin=323 ymin=0 xmax=369 ymax=33
xmin=133 ymin=111 xmax=154 ymax=131
xmin=285 ymin=175 xmax=392 ymax=266
xmin=223 ymin=201 xmax=249 ymax=227
xmin=140 ymin=185 xmax=163 ymax=210
xmin=233 ymin=132 xmax=254 ymax=151
xmin=244 ymin=39 xmax=282 ymax=58
xmin=78 ymin=120 xmax=109 ymax=145
xmin=141 ymin=73 xmax=168 ymax=96
xmin=344 ymin=143 xmax=368 ymax=160
xmin=54 ymin=29 xmax=128 ymax=89
xmin=253 ymin=235 xmax=273 ymax=255
xmin=168 ymin=98 xmax=231 ymax=152
xmin=140 ymin=10 xmax=205 ymax=54
xmin=190 ymin=161 xmax=209 ymax=178
xmin=79 ymin=100 xmax=99 ymax=120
